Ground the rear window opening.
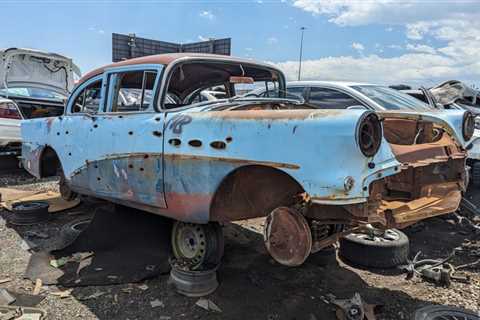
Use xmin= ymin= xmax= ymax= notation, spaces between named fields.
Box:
xmin=163 ymin=61 xmax=283 ymax=109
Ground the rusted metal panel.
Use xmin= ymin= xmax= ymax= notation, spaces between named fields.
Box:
xmin=264 ymin=207 xmax=312 ymax=266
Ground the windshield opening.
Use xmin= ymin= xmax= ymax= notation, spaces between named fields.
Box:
xmin=352 ymin=85 xmax=431 ymax=111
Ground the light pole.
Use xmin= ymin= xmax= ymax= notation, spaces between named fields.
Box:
xmin=298 ymin=27 xmax=306 ymax=81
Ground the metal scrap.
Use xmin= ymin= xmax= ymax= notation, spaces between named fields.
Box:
xmin=402 ymin=251 xmax=479 ymax=286
xmin=332 ymin=293 xmax=377 ymax=320
xmin=0 ymin=289 xmax=16 ymax=305
xmin=195 ymin=298 xmax=222 ymax=313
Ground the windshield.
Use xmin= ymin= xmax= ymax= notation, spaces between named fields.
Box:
xmin=351 ymin=85 xmax=431 ymax=111
xmin=0 ymin=87 xmax=66 ymax=101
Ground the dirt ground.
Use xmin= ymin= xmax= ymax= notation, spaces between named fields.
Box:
xmin=0 ymin=171 xmax=479 ymax=320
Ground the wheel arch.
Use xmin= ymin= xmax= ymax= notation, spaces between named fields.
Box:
xmin=38 ymin=145 xmax=61 ymax=178
xmin=209 ymin=164 xmax=305 ymax=222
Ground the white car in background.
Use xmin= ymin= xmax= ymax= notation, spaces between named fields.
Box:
xmin=0 ymin=48 xmax=80 ymax=156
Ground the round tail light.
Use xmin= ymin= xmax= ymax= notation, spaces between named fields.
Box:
xmin=357 ymin=112 xmax=382 ymax=157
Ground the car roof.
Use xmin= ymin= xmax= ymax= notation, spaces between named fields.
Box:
xmin=78 ymin=53 xmax=278 ymax=86
xmin=287 ymin=80 xmax=375 ymax=88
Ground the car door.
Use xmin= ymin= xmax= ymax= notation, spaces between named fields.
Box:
xmin=84 ymin=65 xmax=167 ymax=208
xmin=61 ymin=75 xmax=104 ymax=181
xmin=306 ymin=86 xmax=368 ymax=109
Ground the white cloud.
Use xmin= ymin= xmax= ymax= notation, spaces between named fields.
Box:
xmin=267 ymin=37 xmax=279 ymax=45
xmin=292 ymin=0 xmax=480 ymax=26
xmin=388 ymin=44 xmax=403 ymax=50
xmin=273 ymin=53 xmax=470 ymax=86
xmin=199 ymin=10 xmax=215 ymax=20
xmin=88 ymin=26 xmax=106 ymax=35
xmin=406 ymin=43 xmax=436 ymax=54
xmin=351 ymin=42 xmax=364 ymax=52
xmin=289 ymin=1 xmax=480 ymax=85
xmin=198 ymin=35 xmax=210 ymax=41
xmin=245 ymin=47 xmax=253 ymax=52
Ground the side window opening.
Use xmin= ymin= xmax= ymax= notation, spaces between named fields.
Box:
xmin=308 ymin=87 xmax=364 ymax=109
xmin=72 ymin=80 xmax=102 ymax=113
xmin=110 ymin=70 xmax=157 ymax=112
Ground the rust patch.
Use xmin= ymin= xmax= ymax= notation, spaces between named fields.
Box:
xmin=264 ymin=207 xmax=312 ymax=266
xmin=210 ymin=165 xmax=303 ymax=222
xmin=205 ymin=109 xmax=344 ymax=121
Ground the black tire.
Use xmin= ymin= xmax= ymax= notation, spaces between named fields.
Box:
xmin=58 ymin=166 xmax=77 ymax=201
xmin=60 ymin=218 xmax=92 ymax=245
xmin=9 ymin=201 xmax=50 ymax=225
xmin=414 ymin=305 xmax=479 ymax=320
xmin=171 ymin=221 xmax=224 ymax=270
xmin=471 ymin=161 xmax=480 ymax=188
xmin=339 ymin=228 xmax=409 ymax=268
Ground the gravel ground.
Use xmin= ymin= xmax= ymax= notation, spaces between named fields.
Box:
xmin=0 ymin=172 xmax=479 ymax=320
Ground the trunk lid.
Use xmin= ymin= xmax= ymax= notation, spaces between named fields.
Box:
xmin=0 ymin=48 xmax=81 ymax=97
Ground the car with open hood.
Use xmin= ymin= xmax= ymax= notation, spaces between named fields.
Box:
xmin=21 ymin=54 xmax=473 ymax=269
xmin=0 ymin=48 xmax=80 ymax=156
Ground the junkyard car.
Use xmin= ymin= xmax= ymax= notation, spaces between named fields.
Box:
xmin=398 ymin=80 xmax=480 ymax=186
xmin=0 ymin=48 xmax=80 ymax=156
xmin=22 ymin=54 xmax=473 ymax=268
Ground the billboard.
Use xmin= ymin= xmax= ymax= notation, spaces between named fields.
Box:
xmin=112 ymin=33 xmax=231 ymax=62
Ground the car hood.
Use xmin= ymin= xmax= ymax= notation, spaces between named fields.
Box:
xmin=429 ymin=80 xmax=479 ymax=106
xmin=0 ymin=48 xmax=81 ymax=96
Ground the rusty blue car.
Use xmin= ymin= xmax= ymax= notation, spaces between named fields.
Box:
xmin=21 ymin=53 xmax=473 ymax=268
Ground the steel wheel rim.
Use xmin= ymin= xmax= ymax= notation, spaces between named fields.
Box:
xmin=351 ymin=229 xmax=400 ymax=242
xmin=172 ymin=222 xmax=207 ymax=266
xmin=14 ymin=202 xmax=46 ymax=211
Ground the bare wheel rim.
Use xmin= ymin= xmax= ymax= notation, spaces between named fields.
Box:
xmin=350 ymin=229 xmax=401 ymax=242
xmin=14 ymin=202 xmax=46 ymax=211
xmin=172 ymin=222 xmax=207 ymax=267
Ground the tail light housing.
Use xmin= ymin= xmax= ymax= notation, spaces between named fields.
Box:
xmin=0 ymin=102 xmax=22 ymax=120
xmin=357 ymin=112 xmax=382 ymax=157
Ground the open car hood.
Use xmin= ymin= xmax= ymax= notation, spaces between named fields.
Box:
xmin=0 ymin=48 xmax=81 ymax=97
xmin=429 ymin=80 xmax=479 ymax=106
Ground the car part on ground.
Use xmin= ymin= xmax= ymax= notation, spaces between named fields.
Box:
xmin=171 ymin=221 xmax=224 ymax=270
xmin=8 ymin=201 xmax=50 ymax=225
xmin=60 ymin=219 xmax=92 ymax=246
xmin=332 ymin=293 xmax=378 ymax=320
xmin=169 ymin=258 xmax=219 ymax=297
xmin=339 ymin=228 xmax=409 ymax=268
xmin=401 ymin=250 xmax=479 ymax=287
xmin=414 ymin=305 xmax=480 ymax=320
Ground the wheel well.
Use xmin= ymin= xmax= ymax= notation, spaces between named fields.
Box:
xmin=39 ymin=146 xmax=61 ymax=178
xmin=209 ymin=165 xmax=305 ymax=222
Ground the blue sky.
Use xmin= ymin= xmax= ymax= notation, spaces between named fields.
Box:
xmin=1 ymin=1 xmax=479 ymax=86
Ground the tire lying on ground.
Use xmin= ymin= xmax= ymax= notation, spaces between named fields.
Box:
xmin=339 ymin=228 xmax=409 ymax=268
xmin=60 ymin=219 xmax=92 ymax=246
xmin=414 ymin=305 xmax=480 ymax=320
xmin=9 ymin=201 xmax=50 ymax=225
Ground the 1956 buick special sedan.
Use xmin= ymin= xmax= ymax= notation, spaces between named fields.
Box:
xmin=21 ymin=53 xmax=474 ymax=268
